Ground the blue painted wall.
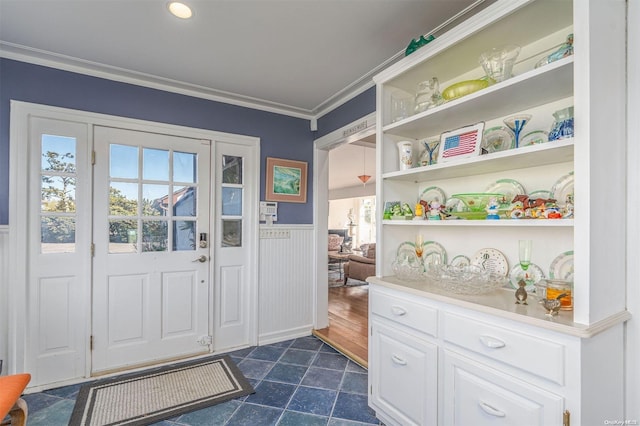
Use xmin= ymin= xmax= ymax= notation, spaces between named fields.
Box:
xmin=0 ymin=58 xmax=317 ymax=224
xmin=0 ymin=59 xmax=377 ymax=225
xmin=316 ymin=86 xmax=376 ymax=139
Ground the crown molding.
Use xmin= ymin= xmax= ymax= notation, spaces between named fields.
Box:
xmin=0 ymin=41 xmax=395 ymax=122
xmin=0 ymin=41 xmax=317 ymax=119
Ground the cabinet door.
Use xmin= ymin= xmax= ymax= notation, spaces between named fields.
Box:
xmin=370 ymin=318 xmax=437 ymax=426
xmin=443 ymin=350 xmax=564 ymax=426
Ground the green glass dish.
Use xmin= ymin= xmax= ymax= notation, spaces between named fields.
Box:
xmin=442 ymin=79 xmax=490 ymax=101
xmin=451 ymin=193 xmax=504 ymax=212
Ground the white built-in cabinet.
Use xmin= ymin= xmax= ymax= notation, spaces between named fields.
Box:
xmin=368 ymin=1 xmax=630 ymax=425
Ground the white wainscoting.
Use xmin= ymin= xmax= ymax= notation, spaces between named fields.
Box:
xmin=0 ymin=224 xmax=316 ymax=367
xmin=258 ymin=225 xmax=315 ymax=344
xmin=0 ymin=225 xmax=9 ymax=372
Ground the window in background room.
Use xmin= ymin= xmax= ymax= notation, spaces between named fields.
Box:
xmin=357 ymin=196 xmax=376 ymax=248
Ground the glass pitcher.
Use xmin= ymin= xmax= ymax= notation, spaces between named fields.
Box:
xmin=548 ymin=106 xmax=574 ymax=141
xmin=414 ymin=78 xmax=443 ymax=114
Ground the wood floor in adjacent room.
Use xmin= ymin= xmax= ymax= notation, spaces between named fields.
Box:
xmin=313 ymin=284 xmax=369 ymax=368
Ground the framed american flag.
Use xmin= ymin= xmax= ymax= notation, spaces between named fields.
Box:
xmin=438 ymin=122 xmax=485 ymax=163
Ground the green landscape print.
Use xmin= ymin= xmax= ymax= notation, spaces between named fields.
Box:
xmin=273 ymin=165 xmax=301 ymax=195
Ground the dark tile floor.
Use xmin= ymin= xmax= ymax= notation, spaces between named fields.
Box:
xmin=21 ymin=336 xmax=381 ymax=425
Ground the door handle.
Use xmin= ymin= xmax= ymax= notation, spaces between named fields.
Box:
xmin=193 ymin=255 xmax=208 ymax=263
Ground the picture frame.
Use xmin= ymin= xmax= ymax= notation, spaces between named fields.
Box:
xmin=265 ymin=157 xmax=308 ymax=203
xmin=438 ymin=122 xmax=485 ymax=163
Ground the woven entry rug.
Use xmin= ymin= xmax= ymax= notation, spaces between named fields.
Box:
xmin=69 ymin=355 xmax=254 ymax=426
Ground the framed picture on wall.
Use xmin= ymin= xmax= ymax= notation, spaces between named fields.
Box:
xmin=438 ymin=122 xmax=485 ymax=163
xmin=265 ymin=157 xmax=308 ymax=203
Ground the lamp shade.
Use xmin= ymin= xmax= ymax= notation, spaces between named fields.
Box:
xmin=358 ymin=174 xmax=371 ymax=184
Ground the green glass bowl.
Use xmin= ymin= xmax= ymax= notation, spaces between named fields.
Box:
xmin=451 ymin=193 xmax=504 ymax=212
xmin=442 ymin=79 xmax=490 ymax=101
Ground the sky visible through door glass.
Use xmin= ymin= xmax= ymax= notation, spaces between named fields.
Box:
xmin=42 ymin=139 xmax=197 ymax=211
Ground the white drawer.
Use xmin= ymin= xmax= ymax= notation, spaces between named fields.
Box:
xmin=443 ymin=351 xmax=564 ymax=426
xmin=442 ymin=312 xmax=565 ymax=385
xmin=371 ymin=289 xmax=438 ymax=337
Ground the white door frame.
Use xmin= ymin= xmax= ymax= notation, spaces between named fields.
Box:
xmin=312 ymin=112 xmax=376 ymax=329
xmin=8 ymin=101 xmax=259 ymax=388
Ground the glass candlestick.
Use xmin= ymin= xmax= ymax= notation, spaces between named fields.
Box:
xmin=504 ymin=114 xmax=532 ymax=148
xmin=415 ymin=234 xmax=424 ymax=258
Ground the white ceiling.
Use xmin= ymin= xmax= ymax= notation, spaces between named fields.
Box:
xmin=0 ymin=0 xmax=490 ymax=117
xmin=329 ymin=142 xmax=376 ymax=191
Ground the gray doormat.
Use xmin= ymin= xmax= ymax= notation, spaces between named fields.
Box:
xmin=69 ymin=355 xmax=254 ymax=426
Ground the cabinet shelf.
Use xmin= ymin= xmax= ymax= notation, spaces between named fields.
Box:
xmin=382 ymin=138 xmax=573 ymax=181
xmin=383 ymin=57 xmax=573 ymax=139
xmin=383 ymin=219 xmax=573 ymax=227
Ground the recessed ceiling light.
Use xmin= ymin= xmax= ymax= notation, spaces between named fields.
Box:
xmin=168 ymin=2 xmax=193 ymax=19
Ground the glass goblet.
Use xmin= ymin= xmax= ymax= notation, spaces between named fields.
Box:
xmin=518 ymin=239 xmax=532 ymax=271
xmin=504 ymin=114 xmax=532 ymax=148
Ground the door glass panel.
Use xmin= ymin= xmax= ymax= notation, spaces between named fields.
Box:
xmin=222 ymin=187 xmax=242 ymax=216
xmin=173 ymin=186 xmax=196 ymax=216
xmin=41 ymin=217 xmax=75 ymax=254
xmin=173 ymin=220 xmax=196 ymax=251
xmin=110 ymin=144 xmax=138 ymax=179
xmin=41 ymin=135 xmax=76 ymax=171
xmin=174 ymin=151 xmax=197 ymax=183
xmin=109 ymin=219 xmax=137 ymax=253
xmin=109 ymin=182 xmax=138 ymax=215
xmin=41 ymin=134 xmax=77 ymax=253
xmin=142 ymin=220 xmax=168 ymax=252
xmin=222 ymin=219 xmax=242 ymax=247
xmin=142 ymin=184 xmax=169 ymax=216
xmin=222 ymin=155 xmax=242 ymax=184
xmin=143 ymin=148 xmax=169 ymax=181
xmin=41 ymin=176 xmax=76 ymax=212
xmin=108 ymin=142 xmax=200 ymax=254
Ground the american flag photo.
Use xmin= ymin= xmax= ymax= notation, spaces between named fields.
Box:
xmin=439 ymin=122 xmax=484 ymax=162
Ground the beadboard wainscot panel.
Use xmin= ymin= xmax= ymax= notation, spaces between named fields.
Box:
xmin=0 ymin=225 xmax=8 ymax=371
xmin=258 ymin=225 xmax=314 ymax=344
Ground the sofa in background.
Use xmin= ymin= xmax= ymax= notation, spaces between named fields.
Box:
xmin=343 ymin=243 xmax=376 ymax=285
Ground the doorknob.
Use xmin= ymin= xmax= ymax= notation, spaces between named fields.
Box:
xmin=193 ymin=255 xmax=208 ymax=263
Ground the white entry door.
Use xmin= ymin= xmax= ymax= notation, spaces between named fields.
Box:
xmin=92 ymin=126 xmax=211 ymax=373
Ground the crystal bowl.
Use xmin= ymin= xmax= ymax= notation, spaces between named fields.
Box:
xmin=424 ymin=264 xmax=508 ymax=295
xmin=392 ymin=260 xmax=423 ymax=281
xmin=451 ymin=193 xmax=504 ymax=212
xmin=479 ymin=45 xmax=521 ymax=82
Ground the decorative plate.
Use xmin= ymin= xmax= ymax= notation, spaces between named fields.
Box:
xmin=471 ymin=248 xmax=509 ymax=276
xmin=485 ymin=178 xmax=526 ymax=207
xmin=481 ymin=126 xmax=514 ymax=154
xmin=420 ymin=186 xmax=446 ymax=205
xmin=549 ymin=250 xmax=574 ymax=281
xmin=509 ymin=263 xmax=545 ymax=293
xmin=551 ymin=172 xmax=574 ymax=207
xmin=519 ymin=130 xmax=548 ymax=147
xmin=528 ymin=189 xmax=553 ymax=200
xmin=450 ymin=254 xmax=471 ymax=267
xmin=423 ymin=241 xmax=447 ymax=269
xmin=396 ymin=241 xmax=416 ymax=257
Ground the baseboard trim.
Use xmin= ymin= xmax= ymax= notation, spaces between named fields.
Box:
xmin=258 ymin=325 xmax=313 ymax=346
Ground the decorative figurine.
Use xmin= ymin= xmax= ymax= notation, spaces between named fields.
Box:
xmin=515 ymin=280 xmax=528 ymax=304
xmin=485 ymin=197 xmax=501 ymax=220
xmin=563 ymin=194 xmax=574 ymax=218
xmin=540 ymin=292 xmax=567 ymax=316
xmin=414 ymin=202 xmax=425 ymax=220
xmin=428 ymin=199 xmax=443 ymax=220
